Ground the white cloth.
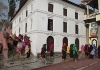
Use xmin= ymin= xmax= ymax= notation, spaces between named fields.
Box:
xmin=17 ymin=42 xmax=22 ymax=49
xmin=90 ymin=49 xmax=94 ymax=55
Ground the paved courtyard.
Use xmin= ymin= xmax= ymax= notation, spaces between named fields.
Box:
xmin=0 ymin=53 xmax=100 ymax=70
xmin=32 ymin=57 xmax=100 ymax=70
xmin=0 ymin=53 xmax=62 ymax=70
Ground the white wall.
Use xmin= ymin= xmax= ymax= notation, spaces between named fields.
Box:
xmin=36 ymin=12 xmax=48 ymax=31
xmin=54 ymin=35 xmax=62 ymax=52
xmin=53 ymin=17 xmax=63 ymax=32
xmin=12 ymin=0 xmax=86 ymax=56
xmin=67 ymin=7 xmax=75 ymax=19
xmin=37 ymin=0 xmax=48 ymax=11
xmin=67 ymin=20 xmax=75 ymax=34
xmin=53 ymin=3 xmax=63 ymax=16
xmin=30 ymin=33 xmax=38 ymax=56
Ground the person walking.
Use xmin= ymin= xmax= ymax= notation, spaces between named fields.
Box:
xmin=69 ymin=44 xmax=73 ymax=60
xmin=49 ymin=43 xmax=54 ymax=58
xmin=72 ymin=44 xmax=78 ymax=62
xmin=16 ymin=40 xmax=22 ymax=56
xmin=81 ymin=45 xmax=85 ymax=58
xmin=62 ymin=43 xmax=67 ymax=60
xmin=25 ymin=44 xmax=30 ymax=59
xmin=88 ymin=45 xmax=94 ymax=59
xmin=40 ymin=44 xmax=46 ymax=60
xmin=84 ymin=44 xmax=89 ymax=57
xmin=66 ymin=45 xmax=70 ymax=59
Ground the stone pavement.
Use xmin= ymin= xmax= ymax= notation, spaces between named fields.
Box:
xmin=0 ymin=53 xmax=100 ymax=70
xmin=32 ymin=57 xmax=100 ymax=70
xmin=0 ymin=53 xmax=63 ymax=70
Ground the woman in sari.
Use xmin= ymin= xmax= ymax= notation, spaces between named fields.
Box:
xmin=40 ymin=44 xmax=46 ymax=60
xmin=62 ymin=43 xmax=67 ymax=60
xmin=88 ymin=45 xmax=94 ymax=59
xmin=16 ymin=40 xmax=22 ymax=56
xmin=69 ymin=44 xmax=74 ymax=60
xmin=49 ymin=43 xmax=54 ymax=58
xmin=73 ymin=44 xmax=78 ymax=62
xmin=84 ymin=44 xmax=89 ymax=57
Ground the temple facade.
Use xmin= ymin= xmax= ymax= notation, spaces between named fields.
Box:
xmin=83 ymin=0 xmax=100 ymax=47
xmin=11 ymin=0 xmax=85 ymax=56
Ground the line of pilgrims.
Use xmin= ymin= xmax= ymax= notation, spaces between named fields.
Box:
xmin=1 ymin=33 xmax=100 ymax=61
xmin=40 ymin=43 xmax=100 ymax=62
xmin=0 ymin=33 xmax=31 ymax=59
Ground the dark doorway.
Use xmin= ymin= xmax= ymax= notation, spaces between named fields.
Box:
xmin=63 ymin=37 xmax=68 ymax=46
xmin=47 ymin=36 xmax=54 ymax=51
xmin=75 ymin=38 xmax=79 ymax=50
xmin=92 ymin=39 xmax=97 ymax=47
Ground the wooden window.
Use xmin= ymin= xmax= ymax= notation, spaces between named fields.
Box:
xmin=75 ymin=12 xmax=78 ymax=19
xmin=63 ymin=8 xmax=67 ymax=16
xmin=75 ymin=25 xmax=78 ymax=34
xmin=63 ymin=22 xmax=67 ymax=32
xmin=25 ymin=23 xmax=27 ymax=32
xmin=26 ymin=10 xmax=28 ymax=17
xmin=48 ymin=4 xmax=53 ymax=12
xmin=48 ymin=19 xmax=53 ymax=31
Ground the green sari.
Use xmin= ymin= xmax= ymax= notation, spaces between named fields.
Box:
xmin=73 ymin=44 xmax=78 ymax=55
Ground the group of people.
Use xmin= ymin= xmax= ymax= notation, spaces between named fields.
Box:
xmin=62 ymin=43 xmax=78 ymax=62
xmin=40 ymin=43 xmax=54 ymax=60
xmin=1 ymin=32 xmax=100 ymax=61
xmin=62 ymin=43 xmax=100 ymax=62
xmin=0 ymin=33 xmax=31 ymax=59
xmin=83 ymin=44 xmax=100 ymax=59
xmin=40 ymin=43 xmax=100 ymax=62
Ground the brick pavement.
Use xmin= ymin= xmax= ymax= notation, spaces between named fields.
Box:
xmin=32 ymin=58 xmax=100 ymax=70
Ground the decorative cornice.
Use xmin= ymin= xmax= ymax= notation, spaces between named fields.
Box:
xmin=37 ymin=9 xmax=84 ymax=24
xmin=20 ymin=30 xmax=85 ymax=38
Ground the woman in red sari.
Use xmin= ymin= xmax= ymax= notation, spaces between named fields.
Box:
xmin=49 ymin=43 xmax=54 ymax=58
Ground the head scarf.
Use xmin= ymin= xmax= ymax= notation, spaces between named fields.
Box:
xmin=73 ymin=44 xmax=78 ymax=55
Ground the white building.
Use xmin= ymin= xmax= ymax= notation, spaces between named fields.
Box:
xmin=12 ymin=0 xmax=86 ymax=56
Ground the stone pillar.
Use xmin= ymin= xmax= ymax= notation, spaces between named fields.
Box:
xmin=97 ymin=21 xmax=100 ymax=46
xmin=98 ymin=0 xmax=100 ymax=13
xmin=85 ymin=24 xmax=89 ymax=44
xmin=86 ymin=5 xmax=89 ymax=15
